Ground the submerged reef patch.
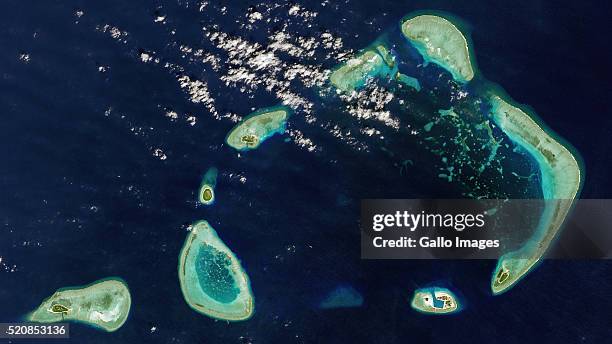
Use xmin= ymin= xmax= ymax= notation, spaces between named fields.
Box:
xmin=319 ymin=285 xmax=364 ymax=309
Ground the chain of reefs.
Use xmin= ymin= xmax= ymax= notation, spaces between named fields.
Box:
xmin=26 ymin=278 xmax=131 ymax=332
xmin=401 ymin=15 xmax=580 ymax=295
xmin=27 ymin=13 xmax=580 ymax=329
xmin=411 ymin=287 xmax=461 ymax=314
xmin=225 ymin=106 xmax=290 ymax=151
xmin=328 ymin=13 xmax=581 ymax=297
xmin=178 ymin=220 xmax=254 ymax=321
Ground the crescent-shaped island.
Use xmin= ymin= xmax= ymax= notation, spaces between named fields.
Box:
xmin=488 ymin=96 xmax=582 ymax=294
xmin=400 ymin=14 xmax=474 ymax=83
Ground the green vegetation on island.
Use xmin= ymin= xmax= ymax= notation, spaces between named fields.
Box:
xmin=489 ymin=95 xmax=582 ymax=294
xmin=329 ymin=45 xmax=398 ymax=93
xmin=199 ymin=167 xmax=218 ymax=205
xmin=411 ymin=287 xmax=461 ymax=315
xmin=401 ymin=15 xmax=475 ymax=83
xmin=178 ymin=220 xmax=254 ymax=321
xmin=26 ymin=278 xmax=131 ymax=332
xmin=226 ymin=106 xmax=290 ymax=151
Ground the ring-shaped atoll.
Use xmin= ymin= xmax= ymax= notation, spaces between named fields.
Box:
xmin=178 ymin=220 xmax=255 ymax=321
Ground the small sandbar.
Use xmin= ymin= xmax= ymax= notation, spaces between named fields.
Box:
xmin=330 ymin=45 xmax=398 ymax=93
xmin=199 ymin=167 xmax=218 ymax=205
xmin=489 ymin=95 xmax=582 ymax=294
xmin=26 ymin=278 xmax=131 ymax=332
xmin=401 ymin=15 xmax=474 ymax=83
xmin=226 ymin=106 xmax=289 ymax=151
xmin=411 ymin=287 xmax=461 ymax=315
xmin=178 ymin=220 xmax=254 ymax=321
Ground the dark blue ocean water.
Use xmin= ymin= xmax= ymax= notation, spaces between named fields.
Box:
xmin=1 ymin=1 xmax=611 ymax=343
